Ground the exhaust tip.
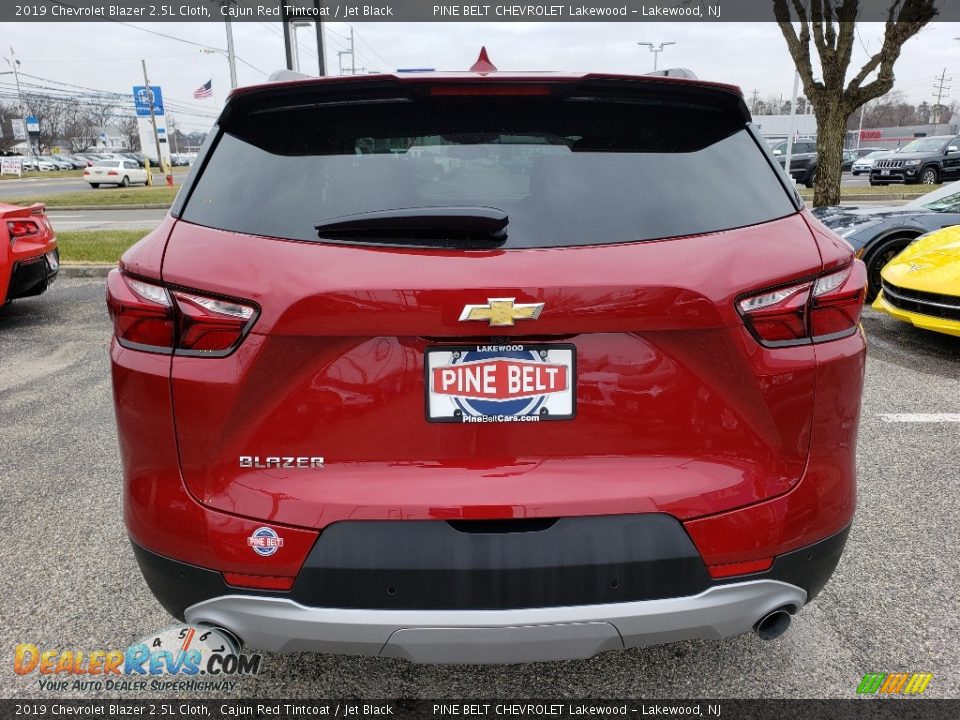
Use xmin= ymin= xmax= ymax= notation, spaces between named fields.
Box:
xmin=196 ymin=623 xmax=243 ymax=653
xmin=754 ymin=608 xmax=792 ymax=641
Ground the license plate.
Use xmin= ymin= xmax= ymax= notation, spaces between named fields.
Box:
xmin=881 ymin=169 xmax=890 ymax=175
xmin=425 ymin=343 xmax=576 ymax=423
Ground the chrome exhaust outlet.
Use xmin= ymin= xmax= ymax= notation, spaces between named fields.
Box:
xmin=753 ymin=608 xmax=792 ymax=641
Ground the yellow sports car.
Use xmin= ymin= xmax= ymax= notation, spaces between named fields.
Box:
xmin=873 ymin=225 xmax=960 ymax=337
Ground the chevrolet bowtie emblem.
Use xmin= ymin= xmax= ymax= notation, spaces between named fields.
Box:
xmin=459 ymin=298 xmax=544 ymax=327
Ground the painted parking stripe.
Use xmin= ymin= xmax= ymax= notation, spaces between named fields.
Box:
xmin=879 ymin=413 xmax=960 ymax=423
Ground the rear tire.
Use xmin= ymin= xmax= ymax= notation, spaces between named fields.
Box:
xmin=804 ymin=168 xmax=817 ymax=189
xmin=120 ymin=176 xmax=129 ymax=188
xmin=852 ymin=171 xmax=860 ymax=176
xmin=869 ymin=179 xmax=887 ymax=186
xmin=90 ymin=183 xmax=99 ymax=189
xmin=865 ymin=235 xmax=914 ymax=301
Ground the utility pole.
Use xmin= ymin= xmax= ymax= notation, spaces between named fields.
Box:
xmin=5 ymin=47 xmax=34 ymax=164
xmin=141 ymin=59 xmax=165 ymax=180
xmin=933 ymin=68 xmax=951 ymax=125
xmin=750 ymin=89 xmax=760 ymax=114
xmin=350 ymin=26 xmax=356 ymax=76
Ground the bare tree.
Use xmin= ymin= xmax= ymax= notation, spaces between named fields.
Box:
xmin=116 ymin=115 xmax=140 ymax=151
xmin=62 ymin=103 xmax=99 ymax=153
xmin=25 ymin=96 xmax=69 ymax=154
xmin=774 ymin=0 xmax=936 ymax=206
xmin=0 ymin=101 xmax=20 ymax=153
xmin=86 ymin=100 xmax=116 ymax=129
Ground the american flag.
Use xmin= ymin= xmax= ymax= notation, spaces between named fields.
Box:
xmin=193 ymin=79 xmax=213 ymax=99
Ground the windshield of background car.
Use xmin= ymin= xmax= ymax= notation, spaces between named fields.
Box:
xmin=898 ymin=138 xmax=950 ymax=154
xmin=181 ymin=93 xmax=796 ymax=249
xmin=907 ymin=180 xmax=960 ymax=210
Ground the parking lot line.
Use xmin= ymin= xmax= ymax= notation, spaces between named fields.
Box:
xmin=879 ymin=413 xmax=960 ymax=422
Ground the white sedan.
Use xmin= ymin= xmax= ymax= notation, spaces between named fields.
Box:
xmin=851 ymin=150 xmax=890 ymax=176
xmin=83 ymin=159 xmax=148 ymax=188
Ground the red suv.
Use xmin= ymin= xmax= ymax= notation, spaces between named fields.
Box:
xmin=108 ymin=69 xmax=866 ymax=664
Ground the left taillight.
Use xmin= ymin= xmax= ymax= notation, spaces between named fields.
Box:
xmin=106 ymin=269 xmax=258 ymax=356
xmin=7 ymin=219 xmax=42 ymax=247
xmin=737 ymin=261 xmax=867 ymax=347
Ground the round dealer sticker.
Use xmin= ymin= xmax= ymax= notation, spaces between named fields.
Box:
xmin=247 ymin=527 xmax=284 ymax=557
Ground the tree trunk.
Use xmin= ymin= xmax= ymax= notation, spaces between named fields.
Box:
xmin=813 ymin=99 xmax=848 ymax=207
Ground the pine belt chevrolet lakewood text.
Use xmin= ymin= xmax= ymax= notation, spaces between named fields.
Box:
xmin=108 ymin=66 xmax=867 ymax=664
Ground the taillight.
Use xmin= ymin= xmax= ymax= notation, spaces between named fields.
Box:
xmin=738 ymin=261 xmax=866 ymax=346
xmin=106 ymin=269 xmax=257 ymax=356
xmin=7 ymin=220 xmax=41 ymax=246
xmin=107 ymin=170 xmax=118 ymax=176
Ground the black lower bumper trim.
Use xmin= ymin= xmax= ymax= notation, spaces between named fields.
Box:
xmin=292 ymin=514 xmax=712 ymax=610
xmin=7 ymin=251 xmax=58 ymax=300
xmin=130 ymin=520 xmax=850 ymax=617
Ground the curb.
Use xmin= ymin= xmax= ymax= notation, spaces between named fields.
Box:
xmin=59 ymin=265 xmax=114 ymax=278
xmin=47 ymin=204 xmax=171 ymax=211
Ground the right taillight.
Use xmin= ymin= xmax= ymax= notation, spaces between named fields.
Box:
xmin=106 ymin=269 xmax=257 ymax=356
xmin=738 ymin=261 xmax=867 ymax=347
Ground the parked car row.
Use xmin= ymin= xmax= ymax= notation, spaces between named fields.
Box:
xmin=814 ymin=178 xmax=960 ymax=299
xmin=17 ymin=151 xmax=152 ymax=171
xmin=769 ymin=134 xmax=960 ymax=188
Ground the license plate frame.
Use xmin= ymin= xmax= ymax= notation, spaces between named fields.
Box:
xmin=424 ymin=343 xmax=577 ymax=424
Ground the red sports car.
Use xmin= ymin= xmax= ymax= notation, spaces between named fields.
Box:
xmin=0 ymin=202 xmax=59 ymax=306
xmin=108 ymin=67 xmax=867 ymax=664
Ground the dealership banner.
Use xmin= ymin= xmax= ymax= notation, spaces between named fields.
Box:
xmin=1 ymin=156 xmax=24 ymax=177
xmin=2 ymin=700 xmax=959 ymax=719
xmin=9 ymin=0 xmax=960 ymax=23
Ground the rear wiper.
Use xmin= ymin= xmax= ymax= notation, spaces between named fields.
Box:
xmin=315 ymin=206 xmax=508 ymax=244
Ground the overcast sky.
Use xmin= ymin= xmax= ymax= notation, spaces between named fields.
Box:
xmin=3 ymin=20 xmax=960 ymax=132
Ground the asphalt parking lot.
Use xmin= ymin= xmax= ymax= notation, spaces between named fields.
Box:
xmin=1 ymin=278 xmax=957 ymax=700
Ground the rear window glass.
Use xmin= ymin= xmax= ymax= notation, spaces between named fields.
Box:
xmin=94 ymin=160 xmax=120 ymax=167
xmin=182 ymin=96 xmax=795 ymax=249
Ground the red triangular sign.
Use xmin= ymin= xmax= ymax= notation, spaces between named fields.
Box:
xmin=470 ymin=47 xmax=497 ymax=72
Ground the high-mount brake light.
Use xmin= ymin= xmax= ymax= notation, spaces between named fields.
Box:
xmin=106 ymin=269 xmax=257 ymax=355
xmin=430 ymin=85 xmax=551 ymax=96
xmin=738 ymin=261 xmax=867 ymax=346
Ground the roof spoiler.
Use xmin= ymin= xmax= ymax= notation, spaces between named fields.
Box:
xmin=645 ymin=68 xmax=698 ymax=79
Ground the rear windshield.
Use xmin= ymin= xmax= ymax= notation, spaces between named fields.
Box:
xmin=181 ymin=95 xmax=795 ymax=249
xmin=94 ymin=160 xmax=120 ymax=167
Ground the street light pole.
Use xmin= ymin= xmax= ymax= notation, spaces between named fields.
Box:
xmin=223 ymin=19 xmax=238 ymax=89
xmin=637 ymin=41 xmax=676 ymax=72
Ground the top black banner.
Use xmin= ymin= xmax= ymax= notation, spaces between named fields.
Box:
xmin=9 ymin=0 xmax=960 ymax=23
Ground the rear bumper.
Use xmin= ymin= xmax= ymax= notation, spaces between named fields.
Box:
xmin=5 ymin=249 xmax=59 ymax=301
xmin=184 ymin=580 xmax=806 ymax=664
xmin=131 ymin=524 xmax=847 ymax=663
